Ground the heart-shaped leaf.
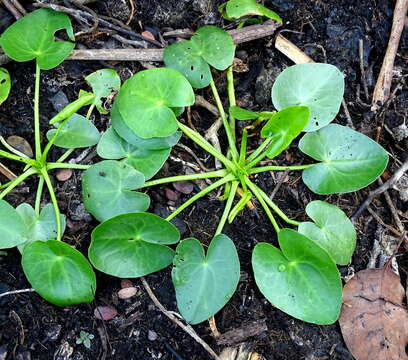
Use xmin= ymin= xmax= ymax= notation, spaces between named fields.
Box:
xmin=115 ymin=68 xmax=194 ymax=138
xmin=261 ymin=105 xmax=309 ymax=158
xmin=89 ymin=212 xmax=180 ymax=277
xmin=97 ymin=127 xmax=175 ymax=180
xmin=164 ymin=26 xmax=235 ymax=88
xmin=272 ymin=63 xmax=344 ymax=131
xmin=221 ymin=0 xmax=282 ymax=22
xmin=16 ymin=203 xmax=67 ymax=252
xmin=299 ymin=124 xmax=389 ymax=194
xmin=252 ymin=229 xmax=342 ymax=324
xmin=0 ymin=9 xmax=75 ymax=70
xmin=22 ymin=240 xmax=96 ymax=306
xmin=0 ymin=67 xmax=11 ymax=105
xmin=172 ymin=234 xmax=240 ymax=324
xmin=298 ymin=201 xmax=356 ymax=265
xmin=85 ymin=69 xmax=121 ymax=114
xmin=0 ymin=199 xmax=28 ymax=249
xmin=82 ymin=160 xmax=150 ymax=222
xmin=47 ymin=113 xmax=101 ymax=148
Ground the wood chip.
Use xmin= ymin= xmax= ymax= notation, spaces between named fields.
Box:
xmin=217 ymin=319 xmax=267 ymax=346
xmin=118 ymin=287 xmax=138 ymax=299
xmin=94 ymin=306 xmax=118 ymax=320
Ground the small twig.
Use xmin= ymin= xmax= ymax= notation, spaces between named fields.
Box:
xmin=0 ymin=162 xmax=17 ymax=180
xmin=275 ymin=34 xmax=314 ymax=64
xmin=125 ymin=0 xmax=136 ymax=25
xmin=67 ymin=0 xmax=100 ymax=36
xmin=176 ymin=143 xmax=212 ymax=172
xmin=270 ymin=169 xmax=289 ymax=200
xmin=1 ymin=0 xmax=22 ymax=19
xmin=205 ymin=117 xmax=223 ymax=170
xmin=140 ymin=277 xmax=220 ymax=360
xmin=358 ymin=39 xmax=370 ymax=101
xmin=196 ymin=95 xmax=219 ymax=116
xmin=209 ymin=316 xmax=221 ymax=339
xmin=366 ymin=206 xmax=401 ymax=237
xmin=341 ymin=99 xmax=355 ymax=129
xmin=0 ymin=288 xmax=35 ymax=298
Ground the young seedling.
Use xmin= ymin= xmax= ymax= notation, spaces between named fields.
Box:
xmin=76 ymin=330 xmax=94 ymax=349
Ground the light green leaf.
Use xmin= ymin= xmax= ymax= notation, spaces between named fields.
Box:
xmin=16 ymin=203 xmax=66 ymax=252
xmin=261 ymin=105 xmax=309 ymax=158
xmin=47 ymin=113 xmax=101 ymax=149
xmin=89 ymin=212 xmax=180 ymax=277
xmin=272 ymin=63 xmax=344 ymax=131
xmin=82 ymin=160 xmax=149 ymax=222
xmin=172 ymin=234 xmax=240 ymax=324
xmin=164 ymin=26 xmax=235 ymax=88
xmin=252 ymin=229 xmax=342 ymax=324
xmin=0 ymin=200 xmax=28 ymax=249
xmin=229 ymin=106 xmax=260 ymax=120
xmin=223 ymin=0 xmax=282 ymax=22
xmin=85 ymin=69 xmax=121 ymax=114
xmin=0 ymin=67 xmax=11 ymax=105
xmin=299 ymin=124 xmax=389 ymax=194
xmin=116 ymin=68 xmax=194 ymax=138
xmin=0 ymin=9 xmax=75 ymax=70
xmin=22 ymin=240 xmax=96 ymax=306
xmin=298 ymin=201 xmax=356 ymax=265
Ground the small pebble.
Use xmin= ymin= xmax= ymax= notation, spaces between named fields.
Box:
xmin=6 ymin=136 xmax=33 ymax=158
xmin=56 ymin=168 xmax=73 ymax=182
xmin=120 ymin=279 xmax=133 ymax=289
xmin=94 ymin=306 xmax=117 ymax=320
xmin=165 ymin=188 xmax=178 ymax=201
xmin=118 ymin=287 xmax=137 ymax=299
xmin=173 ymin=181 xmax=194 ymax=194
xmin=148 ymin=330 xmax=158 ymax=341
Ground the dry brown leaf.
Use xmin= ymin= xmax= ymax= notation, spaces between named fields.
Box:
xmin=7 ymin=135 xmax=33 ymax=158
xmin=339 ymin=267 xmax=408 ymax=360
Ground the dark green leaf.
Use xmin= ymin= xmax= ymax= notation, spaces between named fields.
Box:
xmin=0 ymin=199 xmax=28 ymax=249
xmin=0 ymin=67 xmax=11 ymax=105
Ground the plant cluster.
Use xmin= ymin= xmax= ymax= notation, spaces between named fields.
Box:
xmin=0 ymin=7 xmax=388 ymax=325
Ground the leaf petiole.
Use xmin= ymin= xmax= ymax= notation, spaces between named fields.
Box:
xmin=226 ymin=66 xmax=236 ymax=139
xmin=0 ymin=167 xmax=38 ymax=200
xmin=34 ymin=63 xmax=42 ymax=160
xmin=215 ymin=181 xmax=239 ymax=235
xmin=47 ymin=162 xmax=90 ymax=171
xmin=248 ymin=164 xmax=314 ymax=174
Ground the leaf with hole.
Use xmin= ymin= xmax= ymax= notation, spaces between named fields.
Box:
xmin=272 ymin=63 xmax=344 ymax=131
xmin=0 ymin=199 xmax=28 ymax=249
xmin=252 ymin=229 xmax=342 ymax=324
xmin=261 ymin=105 xmax=309 ymax=158
xmin=47 ymin=113 xmax=101 ymax=149
xmin=0 ymin=8 xmax=75 ymax=70
xmin=22 ymin=240 xmax=96 ymax=306
xmin=299 ymin=124 xmax=389 ymax=194
xmin=298 ymin=201 xmax=356 ymax=265
xmin=85 ymin=69 xmax=121 ymax=114
xmin=220 ymin=0 xmax=282 ymax=22
xmin=172 ymin=234 xmax=240 ymax=324
xmin=0 ymin=67 xmax=11 ymax=105
xmin=82 ymin=160 xmax=150 ymax=222
xmin=89 ymin=213 xmax=180 ymax=277
xmin=164 ymin=26 xmax=235 ymax=88
xmin=115 ymin=68 xmax=194 ymax=138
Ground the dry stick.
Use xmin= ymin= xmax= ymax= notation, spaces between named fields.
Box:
xmin=371 ymin=0 xmax=408 ymax=110
xmin=140 ymin=277 xmax=221 ymax=360
xmin=1 ymin=0 xmax=22 ymax=19
xmin=0 ymin=288 xmax=35 ymax=298
xmin=0 ymin=162 xmax=17 ymax=180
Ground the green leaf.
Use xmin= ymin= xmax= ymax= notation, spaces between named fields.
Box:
xmin=272 ymin=63 xmax=344 ymax=131
xmin=89 ymin=213 xmax=180 ymax=277
xmin=47 ymin=113 xmax=101 ymax=148
xmin=172 ymin=234 xmax=240 ymax=324
xmin=85 ymin=69 xmax=121 ymax=114
xmin=0 ymin=9 xmax=75 ymax=70
xmin=299 ymin=124 xmax=389 ymax=194
xmin=229 ymin=106 xmax=260 ymax=120
xmin=22 ymin=240 xmax=96 ymax=306
xmin=97 ymin=127 xmax=173 ymax=180
xmin=0 ymin=67 xmax=11 ymax=105
xmin=298 ymin=201 xmax=356 ymax=265
xmin=261 ymin=105 xmax=309 ymax=158
xmin=82 ymin=160 xmax=150 ymax=222
xmin=252 ymin=229 xmax=342 ymax=324
xmin=164 ymin=26 xmax=235 ymax=88
xmin=0 ymin=200 xmax=28 ymax=249
xmin=223 ymin=0 xmax=282 ymax=22
xmin=115 ymin=68 xmax=194 ymax=138
xmin=16 ymin=203 xmax=66 ymax=252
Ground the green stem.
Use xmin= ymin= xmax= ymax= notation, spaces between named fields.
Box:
xmin=140 ymin=169 xmax=228 ymax=188
xmin=34 ymin=63 xmax=42 ymax=161
xmin=0 ymin=149 xmax=34 ymax=165
xmin=246 ymin=138 xmax=272 ymax=163
xmin=239 ymin=129 xmax=248 ymax=166
xmin=0 ymin=181 xmax=11 ymax=190
xmin=40 ymin=169 xmax=62 ymax=241
xmin=209 ymin=80 xmax=239 ymax=161
xmin=56 ymin=148 xmax=75 ymax=163
xmin=35 ymin=176 xmax=45 ymax=215
xmin=86 ymin=103 xmax=95 ymax=119
xmin=245 ymin=177 xmax=280 ymax=233
xmin=41 ymin=118 xmax=69 ymax=163
xmin=228 ymin=190 xmax=252 ymax=223
xmin=0 ymin=168 xmax=37 ymax=200
xmin=215 ymin=181 xmax=239 ymax=235
xmin=226 ymin=66 xmax=236 ymax=140
xmin=166 ymin=173 xmax=236 ymax=222
xmin=47 ymin=162 xmax=90 ymax=171
xmin=248 ymin=164 xmax=314 ymax=175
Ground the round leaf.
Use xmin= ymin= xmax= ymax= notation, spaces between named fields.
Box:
xmin=116 ymin=68 xmax=194 ymax=138
xmin=22 ymin=240 xmax=96 ymax=306
xmin=298 ymin=201 xmax=356 ymax=265
xmin=89 ymin=213 xmax=180 ymax=277
xmin=299 ymin=124 xmax=389 ymax=194
xmin=47 ymin=113 xmax=101 ymax=149
xmin=261 ymin=105 xmax=309 ymax=158
xmin=0 ymin=199 xmax=28 ymax=249
xmin=82 ymin=160 xmax=150 ymax=222
xmin=224 ymin=0 xmax=282 ymax=22
xmin=97 ymin=127 xmax=172 ymax=180
xmin=252 ymin=229 xmax=342 ymax=325
xmin=272 ymin=63 xmax=344 ymax=131
xmin=0 ymin=9 xmax=75 ymax=70
xmin=0 ymin=67 xmax=11 ymax=105
xmin=172 ymin=234 xmax=240 ymax=324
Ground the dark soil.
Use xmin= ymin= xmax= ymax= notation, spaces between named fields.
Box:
xmin=1 ymin=1 xmax=407 ymax=359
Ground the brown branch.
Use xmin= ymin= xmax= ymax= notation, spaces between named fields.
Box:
xmin=0 ymin=288 xmax=35 ymax=298
xmin=1 ymin=0 xmax=22 ymax=19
